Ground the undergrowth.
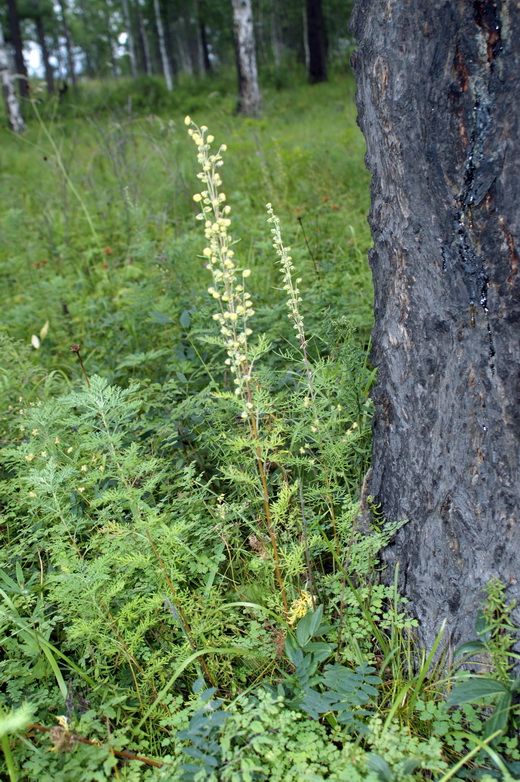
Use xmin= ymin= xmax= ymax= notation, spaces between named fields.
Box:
xmin=1 ymin=77 xmax=519 ymax=780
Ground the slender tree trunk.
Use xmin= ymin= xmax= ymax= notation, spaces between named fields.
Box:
xmin=153 ymin=0 xmax=172 ymax=90
xmin=270 ymin=4 xmax=283 ymax=69
xmin=57 ymin=0 xmax=76 ymax=86
xmin=137 ymin=10 xmax=152 ymax=75
xmin=103 ymin=6 xmax=119 ymax=77
xmin=195 ymin=0 xmax=211 ymax=73
xmin=172 ymin=15 xmax=192 ymax=75
xmin=35 ymin=13 xmax=55 ymax=95
xmin=184 ymin=14 xmax=200 ymax=75
xmin=0 ymin=23 xmax=25 ymax=132
xmin=306 ymin=0 xmax=327 ymax=82
xmin=199 ymin=18 xmax=211 ymax=73
xmin=121 ymin=0 xmax=138 ymax=78
xmin=231 ymin=0 xmax=261 ymax=116
xmin=351 ymin=0 xmax=520 ymax=652
xmin=6 ymin=0 xmax=29 ymax=99
xmin=302 ymin=5 xmax=310 ymax=73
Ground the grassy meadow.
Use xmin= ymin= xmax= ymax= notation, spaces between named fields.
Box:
xmin=1 ymin=72 xmax=519 ymax=780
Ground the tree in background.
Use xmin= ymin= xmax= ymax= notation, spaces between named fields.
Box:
xmin=121 ymin=0 xmax=137 ymax=77
xmin=56 ymin=0 xmax=75 ymax=86
xmin=306 ymin=0 xmax=327 ymax=82
xmin=0 ymin=20 xmax=24 ymax=129
xmin=231 ymin=0 xmax=260 ymax=116
xmin=5 ymin=0 xmax=28 ymax=98
xmin=351 ymin=0 xmax=520 ymax=652
xmin=29 ymin=0 xmax=55 ymax=94
xmin=152 ymin=0 xmax=172 ymax=89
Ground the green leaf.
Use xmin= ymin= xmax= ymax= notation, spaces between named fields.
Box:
xmin=296 ymin=605 xmax=323 ymax=647
xmin=366 ymin=753 xmax=393 ymax=781
xmin=483 ymin=691 xmax=512 ymax=740
xmin=149 ymin=311 xmax=172 ymax=323
xmin=447 ymin=677 xmax=510 ymax=707
xmin=454 ymin=640 xmax=487 ymax=659
xmin=180 ymin=310 xmax=191 ymax=329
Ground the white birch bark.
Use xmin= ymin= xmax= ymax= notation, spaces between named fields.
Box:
xmin=231 ymin=0 xmax=261 ymax=116
xmin=0 ymin=24 xmax=25 ymax=133
xmin=121 ymin=0 xmax=138 ymax=78
xmin=153 ymin=0 xmax=172 ymax=91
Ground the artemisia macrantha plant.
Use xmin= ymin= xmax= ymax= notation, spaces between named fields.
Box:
xmin=185 ymin=116 xmax=289 ymax=613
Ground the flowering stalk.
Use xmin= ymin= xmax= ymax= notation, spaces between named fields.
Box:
xmin=186 ymin=118 xmax=288 ymax=613
xmin=267 ymin=203 xmax=339 ymax=556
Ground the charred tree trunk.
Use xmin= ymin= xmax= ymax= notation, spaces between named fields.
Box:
xmin=351 ymin=0 xmax=520 ymax=653
xmin=6 ymin=0 xmax=29 ymax=99
xmin=0 ymin=23 xmax=25 ymax=132
xmin=306 ymin=0 xmax=327 ymax=83
xmin=231 ymin=0 xmax=261 ymax=116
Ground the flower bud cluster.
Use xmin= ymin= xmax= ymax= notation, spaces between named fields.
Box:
xmin=266 ymin=203 xmax=305 ymax=349
xmin=186 ymin=117 xmax=256 ymax=414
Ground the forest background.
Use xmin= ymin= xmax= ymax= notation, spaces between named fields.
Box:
xmin=1 ymin=0 xmax=519 ymax=780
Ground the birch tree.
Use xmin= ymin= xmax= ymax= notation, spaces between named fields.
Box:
xmin=0 ymin=23 xmax=25 ymax=132
xmin=153 ymin=0 xmax=172 ymax=91
xmin=231 ymin=0 xmax=261 ymax=116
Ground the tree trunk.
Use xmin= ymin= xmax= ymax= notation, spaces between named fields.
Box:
xmin=0 ymin=23 xmax=25 ymax=132
xmin=153 ymin=0 xmax=172 ymax=90
xmin=306 ymin=0 xmax=327 ymax=83
xmin=197 ymin=4 xmax=211 ymax=74
xmin=35 ymin=12 xmax=55 ymax=95
xmin=6 ymin=0 xmax=29 ymax=99
xmin=121 ymin=0 xmax=138 ymax=78
xmin=57 ymin=0 xmax=76 ymax=86
xmin=351 ymin=0 xmax=520 ymax=653
xmin=137 ymin=9 xmax=152 ymax=75
xmin=231 ymin=0 xmax=261 ymax=116
xmin=270 ymin=4 xmax=283 ymax=69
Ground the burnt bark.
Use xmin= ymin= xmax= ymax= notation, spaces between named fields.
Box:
xmin=351 ymin=0 xmax=520 ymax=652
xmin=306 ymin=0 xmax=327 ymax=82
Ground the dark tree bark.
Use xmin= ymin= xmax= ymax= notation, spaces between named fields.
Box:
xmin=306 ymin=0 xmax=327 ymax=83
xmin=57 ymin=0 xmax=76 ymax=86
xmin=198 ymin=16 xmax=211 ymax=73
xmin=351 ymin=0 xmax=520 ymax=652
xmin=35 ymin=12 xmax=55 ymax=95
xmin=6 ymin=0 xmax=29 ymax=99
xmin=231 ymin=0 xmax=261 ymax=116
xmin=136 ymin=10 xmax=152 ymax=75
